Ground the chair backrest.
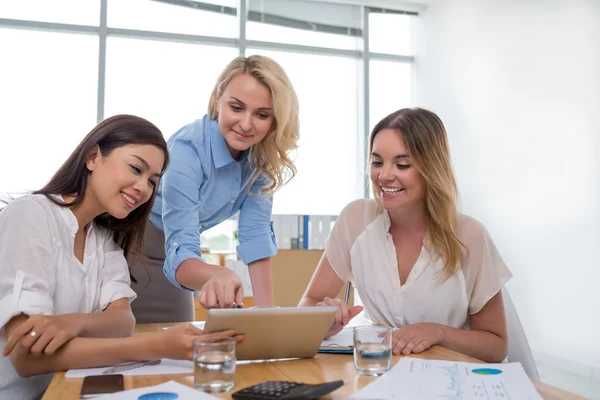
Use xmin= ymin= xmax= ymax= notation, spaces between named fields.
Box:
xmin=502 ymin=287 xmax=540 ymax=380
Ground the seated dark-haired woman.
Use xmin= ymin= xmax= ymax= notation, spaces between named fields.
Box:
xmin=0 ymin=115 xmax=238 ymax=400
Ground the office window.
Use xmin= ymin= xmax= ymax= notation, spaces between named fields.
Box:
xmin=104 ymin=37 xmax=238 ymax=137
xmin=0 ymin=0 xmax=100 ymax=26
xmin=247 ymin=48 xmax=361 ymax=215
xmin=201 ymin=218 xmax=238 ymax=252
xmin=0 ymin=28 xmax=98 ymax=194
xmin=368 ymin=13 xmax=412 ymax=55
xmin=0 ymin=0 xmax=416 ymax=209
xmin=247 ymin=0 xmax=362 ymax=50
xmin=108 ymin=0 xmax=238 ymax=38
xmin=369 ymin=60 xmax=412 ymax=132
xmin=366 ymin=60 xmax=411 ymax=199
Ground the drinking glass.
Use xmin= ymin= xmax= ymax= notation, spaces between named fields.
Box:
xmin=353 ymin=326 xmax=393 ymax=376
xmin=193 ymin=337 xmax=236 ymax=393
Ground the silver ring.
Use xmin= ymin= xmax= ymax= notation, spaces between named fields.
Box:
xmin=30 ymin=331 xmax=37 ymax=337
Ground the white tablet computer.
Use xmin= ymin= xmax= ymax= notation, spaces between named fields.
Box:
xmin=203 ymin=307 xmax=337 ymax=360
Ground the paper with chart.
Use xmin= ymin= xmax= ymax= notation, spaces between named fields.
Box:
xmin=95 ymin=380 xmax=218 ymax=399
xmin=350 ymin=358 xmax=542 ymax=400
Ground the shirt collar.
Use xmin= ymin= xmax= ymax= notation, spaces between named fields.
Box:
xmin=382 ymin=207 xmax=392 ymax=233
xmin=209 ymin=119 xmax=251 ymax=168
xmin=383 ymin=207 xmax=429 ymax=247
xmin=50 ymin=194 xmax=92 ymax=237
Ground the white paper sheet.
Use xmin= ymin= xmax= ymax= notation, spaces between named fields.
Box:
xmin=350 ymin=358 xmax=542 ymax=400
xmin=320 ymin=326 xmax=354 ymax=348
xmin=65 ymin=359 xmax=194 ymax=378
xmin=95 ymin=380 xmax=218 ymax=399
xmin=193 ymin=321 xmax=205 ymax=330
xmin=162 ymin=321 xmax=205 ymax=330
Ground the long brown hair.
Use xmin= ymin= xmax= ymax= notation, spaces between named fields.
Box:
xmin=35 ymin=115 xmax=169 ymax=269
xmin=370 ymin=108 xmax=465 ymax=279
xmin=208 ymin=55 xmax=300 ymax=196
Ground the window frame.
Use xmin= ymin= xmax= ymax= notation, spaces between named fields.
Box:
xmin=0 ymin=0 xmax=417 ymax=200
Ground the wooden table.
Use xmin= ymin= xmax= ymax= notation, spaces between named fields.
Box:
xmin=43 ymin=323 xmax=585 ymax=400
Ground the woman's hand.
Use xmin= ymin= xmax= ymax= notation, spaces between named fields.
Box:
xmin=3 ymin=314 xmax=82 ymax=357
xmin=199 ymin=269 xmax=244 ymax=309
xmin=317 ymin=297 xmax=363 ymax=339
xmin=156 ymin=323 xmax=242 ymax=360
xmin=391 ymin=322 xmax=444 ymax=355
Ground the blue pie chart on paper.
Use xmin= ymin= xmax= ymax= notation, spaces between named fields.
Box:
xmin=472 ymin=368 xmax=503 ymax=375
xmin=138 ymin=393 xmax=179 ymax=400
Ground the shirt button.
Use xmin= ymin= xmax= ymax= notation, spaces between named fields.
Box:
xmin=172 ymin=242 xmax=178 ymax=247
xmin=204 ymin=223 xmax=208 ymax=227
xmin=229 ymin=200 xmax=235 ymax=204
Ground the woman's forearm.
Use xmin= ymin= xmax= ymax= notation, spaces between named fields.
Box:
xmin=439 ymin=325 xmax=508 ymax=363
xmin=248 ymin=258 xmax=274 ymax=306
xmin=298 ymin=295 xmax=320 ymax=307
xmin=77 ymin=299 xmax=136 ymax=338
xmin=175 ymin=258 xmax=231 ymax=291
xmin=11 ymin=334 xmax=164 ymax=378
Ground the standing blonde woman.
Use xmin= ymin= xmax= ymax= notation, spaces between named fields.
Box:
xmin=130 ymin=55 xmax=300 ymax=322
xmin=299 ymin=108 xmax=512 ymax=363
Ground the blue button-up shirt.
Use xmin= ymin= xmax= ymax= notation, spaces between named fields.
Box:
xmin=149 ymin=116 xmax=277 ymax=290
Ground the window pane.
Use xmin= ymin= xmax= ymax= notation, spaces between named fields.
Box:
xmin=108 ymin=0 xmax=238 ymax=38
xmin=247 ymin=49 xmax=362 ymax=215
xmin=104 ymin=37 xmax=238 ymax=138
xmin=368 ymin=13 xmax=412 ymax=55
xmin=247 ymin=22 xmax=362 ymax=51
xmin=0 ymin=29 xmax=98 ymax=194
xmin=0 ymin=0 xmax=100 ymax=25
xmin=247 ymin=0 xmax=362 ymax=50
xmin=201 ymin=218 xmax=238 ymax=253
xmin=368 ymin=60 xmax=411 ymax=198
xmin=369 ymin=60 xmax=411 ymax=131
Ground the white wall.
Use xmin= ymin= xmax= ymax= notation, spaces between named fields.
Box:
xmin=414 ymin=0 xmax=600 ymax=372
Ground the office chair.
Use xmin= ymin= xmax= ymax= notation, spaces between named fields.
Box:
xmin=502 ymin=287 xmax=540 ymax=380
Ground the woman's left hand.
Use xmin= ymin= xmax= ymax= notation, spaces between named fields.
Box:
xmin=391 ymin=322 xmax=444 ymax=356
xmin=3 ymin=314 xmax=82 ymax=357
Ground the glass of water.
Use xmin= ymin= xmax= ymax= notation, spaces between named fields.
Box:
xmin=353 ymin=325 xmax=393 ymax=376
xmin=193 ymin=337 xmax=236 ymax=393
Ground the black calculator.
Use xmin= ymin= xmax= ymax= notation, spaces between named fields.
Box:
xmin=231 ymin=380 xmax=344 ymax=399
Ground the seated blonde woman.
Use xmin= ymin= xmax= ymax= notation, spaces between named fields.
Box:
xmin=299 ymin=108 xmax=511 ymax=363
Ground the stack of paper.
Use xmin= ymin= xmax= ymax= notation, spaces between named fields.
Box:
xmin=350 ymin=358 xmax=542 ymax=400
xmin=65 ymin=359 xmax=194 ymax=378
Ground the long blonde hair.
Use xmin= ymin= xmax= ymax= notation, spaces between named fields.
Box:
xmin=369 ymin=108 xmax=465 ymax=279
xmin=208 ymin=55 xmax=300 ymax=196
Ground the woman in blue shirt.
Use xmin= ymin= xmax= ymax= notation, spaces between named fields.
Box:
xmin=129 ymin=55 xmax=300 ymax=323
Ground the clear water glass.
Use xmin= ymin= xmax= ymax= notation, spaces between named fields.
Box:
xmin=193 ymin=337 xmax=236 ymax=393
xmin=353 ymin=325 xmax=393 ymax=376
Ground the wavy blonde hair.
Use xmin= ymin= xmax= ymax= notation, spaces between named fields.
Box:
xmin=369 ymin=108 xmax=466 ymax=279
xmin=208 ymin=55 xmax=300 ymax=196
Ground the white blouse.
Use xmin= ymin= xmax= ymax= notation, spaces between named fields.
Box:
xmin=0 ymin=195 xmax=137 ymax=400
xmin=326 ymin=199 xmax=512 ymax=329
